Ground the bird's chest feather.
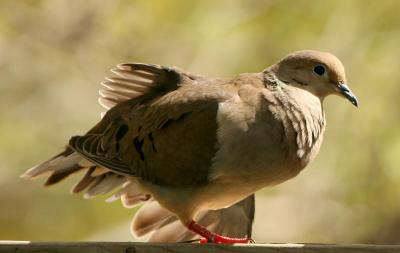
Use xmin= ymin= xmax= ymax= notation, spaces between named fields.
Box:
xmin=272 ymin=87 xmax=326 ymax=168
xmin=209 ymin=85 xmax=325 ymax=192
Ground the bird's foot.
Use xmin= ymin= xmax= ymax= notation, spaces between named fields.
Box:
xmin=199 ymin=236 xmax=254 ymax=244
xmin=187 ymin=220 xmax=254 ymax=244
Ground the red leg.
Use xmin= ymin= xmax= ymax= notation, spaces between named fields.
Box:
xmin=186 ymin=220 xmax=253 ymax=244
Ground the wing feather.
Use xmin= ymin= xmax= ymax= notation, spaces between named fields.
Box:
xmin=98 ymin=63 xmax=184 ymax=115
xmin=70 ymin=63 xmax=229 ymax=186
xmin=23 ymin=61 xmax=253 ymax=241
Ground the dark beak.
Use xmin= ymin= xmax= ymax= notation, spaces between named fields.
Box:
xmin=338 ymin=83 xmax=358 ymax=107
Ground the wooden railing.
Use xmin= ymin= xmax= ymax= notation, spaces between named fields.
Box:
xmin=1 ymin=241 xmax=400 ymax=253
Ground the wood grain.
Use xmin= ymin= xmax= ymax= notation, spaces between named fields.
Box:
xmin=1 ymin=241 xmax=400 ymax=253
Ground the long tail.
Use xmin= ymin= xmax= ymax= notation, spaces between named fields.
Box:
xmin=21 ymin=149 xmax=147 ymax=202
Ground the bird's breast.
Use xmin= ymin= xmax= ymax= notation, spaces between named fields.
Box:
xmin=209 ymin=87 xmax=325 ymax=191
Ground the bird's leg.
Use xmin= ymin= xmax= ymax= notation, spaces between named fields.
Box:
xmin=186 ymin=220 xmax=253 ymax=244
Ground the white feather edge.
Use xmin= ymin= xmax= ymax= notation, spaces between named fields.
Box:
xmin=98 ymin=64 xmax=162 ymax=117
xmin=21 ymin=152 xmax=81 ymax=179
xmin=83 ymin=174 xmax=127 ymax=199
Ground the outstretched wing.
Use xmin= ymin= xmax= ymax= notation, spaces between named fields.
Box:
xmin=69 ymin=63 xmax=231 ymax=187
xmin=22 ymin=63 xmax=190 ymax=185
xmin=98 ymin=63 xmax=187 ymax=113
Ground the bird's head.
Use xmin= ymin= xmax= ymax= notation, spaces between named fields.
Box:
xmin=270 ymin=50 xmax=358 ymax=107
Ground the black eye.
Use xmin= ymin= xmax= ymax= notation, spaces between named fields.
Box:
xmin=313 ymin=65 xmax=325 ymax=76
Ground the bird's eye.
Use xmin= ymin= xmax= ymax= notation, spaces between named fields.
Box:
xmin=313 ymin=65 xmax=325 ymax=76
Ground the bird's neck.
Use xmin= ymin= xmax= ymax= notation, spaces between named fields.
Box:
xmin=264 ymin=71 xmax=326 ymax=162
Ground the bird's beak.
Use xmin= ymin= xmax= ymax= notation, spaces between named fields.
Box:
xmin=337 ymin=83 xmax=358 ymax=107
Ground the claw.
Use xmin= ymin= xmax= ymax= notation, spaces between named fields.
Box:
xmin=213 ymin=235 xmax=253 ymax=244
xmin=187 ymin=220 xmax=253 ymax=244
xmin=199 ymin=238 xmax=209 ymax=244
xmin=198 ymin=236 xmax=253 ymax=244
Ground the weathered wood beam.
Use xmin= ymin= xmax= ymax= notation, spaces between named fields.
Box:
xmin=1 ymin=241 xmax=400 ymax=253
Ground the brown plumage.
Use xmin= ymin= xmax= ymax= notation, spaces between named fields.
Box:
xmin=22 ymin=50 xmax=357 ymax=243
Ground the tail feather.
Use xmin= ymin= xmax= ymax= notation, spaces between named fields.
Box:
xmin=71 ymin=166 xmax=97 ymax=194
xmin=105 ymin=183 xmax=129 ymax=203
xmin=83 ymin=173 xmax=127 ymax=199
xmin=23 ymin=149 xmax=255 ymax=242
xmin=149 ymin=219 xmax=193 ymax=242
xmin=21 ymin=149 xmax=76 ymax=179
xmin=121 ymin=193 xmax=150 ymax=209
xmin=132 ymin=200 xmax=177 ymax=237
xmin=44 ymin=164 xmax=84 ymax=186
xmin=91 ymin=167 xmax=109 ymax=177
xmin=23 ymin=149 xmax=130 ymax=201
xmin=131 ymin=195 xmax=255 ymax=242
xmin=103 ymin=180 xmax=150 ymax=208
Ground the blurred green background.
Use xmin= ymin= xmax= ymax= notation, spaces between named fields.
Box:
xmin=1 ymin=0 xmax=400 ymax=243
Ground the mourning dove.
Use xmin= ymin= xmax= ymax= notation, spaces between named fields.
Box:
xmin=22 ymin=50 xmax=357 ymax=243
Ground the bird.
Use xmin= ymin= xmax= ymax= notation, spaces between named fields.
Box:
xmin=22 ymin=50 xmax=358 ymax=244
